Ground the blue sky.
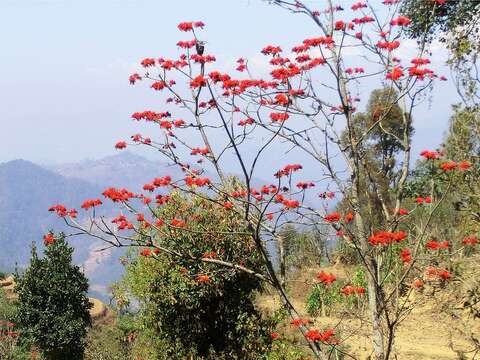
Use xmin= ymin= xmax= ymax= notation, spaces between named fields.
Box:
xmin=0 ymin=0 xmax=460 ymax=178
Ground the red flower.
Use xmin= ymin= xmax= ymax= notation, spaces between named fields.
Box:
xmin=369 ymin=231 xmax=407 ymax=246
xmin=261 ymin=45 xmax=282 ymax=56
xmin=151 ymin=81 xmax=166 ymax=91
xmin=458 ymin=161 xmax=471 ymax=171
xmin=48 ymin=204 xmax=68 ymax=217
xmin=386 ymin=66 xmax=404 ymax=81
xmin=218 ymin=201 xmax=232 ymax=210
xmin=341 ymin=286 xmax=366 ymax=295
xmin=171 ymin=218 xmax=186 ymax=228
xmin=400 ymin=248 xmax=412 ymax=264
xmin=317 ymin=271 xmax=336 ymax=285
xmin=140 ymin=58 xmax=155 ymax=67
xmin=440 ymin=161 xmax=457 ymax=171
xmin=140 ymin=248 xmax=151 ymax=257
xmin=305 ymin=328 xmax=335 ymax=343
xmin=351 ymin=2 xmax=367 ymax=11
xmin=463 ymin=236 xmax=479 ymax=246
xmin=344 ymin=212 xmax=354 ymax=223
xmin=43 ymin=233 xmax=55 ymax=246
xmin=270 ymin=113 xmax=290 ymax=122
xmin=411 ymin=58 xmax=431 ymax=66
xmin=324 ymin=212 xmax=341 ymax=223
xmin=271 ymin=332 xmax=280 ymax=340
xmin=420 ymin=150 xmax=439 ymax=160
xmin=397 ymin=208 xmax=409 ymax=216
xmin=129 ymin=73 xmax=141 ymax=84
xmin=196 ymin=274 xmax=210 ymax=283
xmin=412 ymin=279 xmax=424 ymax=288
xmin=390 ymin=16 xmax=411 ymax=26
xmin=190 ymin=75 xmax=207 ymax=89
xmin=115 ymin=141 xmax=127 ymax=150
xmin=81 ymin=199 xmax=102 ymax=210
xmin=334 ymin=20 xmax=345 ymax=31
xmin=377 ymin=40 xmax=400 ymax=51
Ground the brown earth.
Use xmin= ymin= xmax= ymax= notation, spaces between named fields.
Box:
xmin=257 ymin=264 xmax=480 ymax=360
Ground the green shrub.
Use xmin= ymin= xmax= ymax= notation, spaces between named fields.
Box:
xmin=14 ymin=235 xmax=92 ymax=360
xmin=115 ymin=193 xmax=275 ymax=359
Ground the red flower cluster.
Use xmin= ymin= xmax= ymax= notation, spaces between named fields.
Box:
xmin=282 ymin=199 xmax=300 ymax=209
xmin=324 ymin=212 xmax=341 ymax=223
xmin=190 ymin=75 xmax=207 ymax=88
xmin=171 ymin=218 xmax=186 ymax=228
xmin=81 ymin=198 xmax=102 ymax=210
xmin=48 ymin=204 xmax=68 ymax=217
xmin=390 ymin=16 xmax=411 ymax=26
xmin=131 ymin=110 xmax=171 ymax=122
xmin=413 ymin=278 xmax=424 ymax=288
xmin=102 ymin=187 xmax=136 ymax=202
xmin=140 ymin=248 xmax=151 ymax=257
xmin=43 ymin=233 xmax=55 ymax=246
xmin=386 ymin=66 xmax=404 ymax=81
xmin=341 ymin=286 xmax=366 ymax=296
xmin=238 ymin=118 xmax=254 ymax=126
xmin=296 ymin=181 xmax=315 ymax=190
xmin=426 ymin=239 xmax=449 ymax=250
xmin=196 ymin=274 xmax=210 ymax=283
xmin=463 ymin=236 xmax=479 ymax=246
xmin=275 ymin=164 xmax=302 ymax=178
xmin=416 ymin=196 xmax=432 ymax=204
xmin=368 ymin=231 xmax=407 ymax=246
xmin=115 ymin=141 xmax=127 ymax=150
xmin=151 ymin=81 xmax=166 ymax=91
xmin=317 ymin=271 xmax=336 ymax=285
xmin=377 ymin=40 xmax=400 ymax=51
xmin=304 ymin=328 xmax=335 ymax=343
xmin=185 ymin=176 xmax=211 ymax=187
xmin=261 ymin=45 xmax=282 ymax=55
xmin=420 ymin=150 xmax=439 ymax=159
xmin=426 ymin=267 xmax=451 ymax=280
xmin=177 ymin=21 xmax=204 ymax=32
xmin=400 ymin=248 xmax=412 ymax=264
xmin=270 ymin=112 xmax=290 ymax=122
xmin=190 ymin=147 xmax=209 ymax=156
xmin=129 ymin=73 xmax=141 ymax=84
xmin=351 ymin=2 xmax=367 ymax=11
xmin=344 ymin=212 xmax=354 ymax=223
xmin=140 ymin=58 xmax=155 ymax=67
xmin=177 ymin=39 xmax=196 ymax=49
xmin=112 ymin=215 xmax=134 ymax=230
xmin=440 ymin=160 xmax=471 ymax=171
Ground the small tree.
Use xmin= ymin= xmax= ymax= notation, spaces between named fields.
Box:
xmin=114 ymin=192 xmax=275 ymax=359
xmin=15 ymin=234 xmax=92 ymax=360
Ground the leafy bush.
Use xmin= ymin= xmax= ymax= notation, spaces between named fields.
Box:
xmin=115 ymin=193 xmax=275 ymax=359
xmin=14 ymin=235 xmax=92 ymax=360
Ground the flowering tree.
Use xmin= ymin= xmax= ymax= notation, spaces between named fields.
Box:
xmin=47 ymin=1 xmax=475 ymax=359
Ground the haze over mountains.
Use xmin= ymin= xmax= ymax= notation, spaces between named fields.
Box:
xmin=0 ymin=152 xmax=182 ymax=300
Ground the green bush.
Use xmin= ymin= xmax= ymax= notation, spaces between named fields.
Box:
xmin=115 ymin=193 xmax=275 ymax=359
xmin=14 ymin=235 xmax=92 ymax=360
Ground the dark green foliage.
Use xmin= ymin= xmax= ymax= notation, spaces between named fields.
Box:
xmin=14 ymin=235 xmax=92 ymax=360
xmin=402 ymin=0 xmax=479 ymax=44
xmin=115 ymin=193 xmax=275 ymax=359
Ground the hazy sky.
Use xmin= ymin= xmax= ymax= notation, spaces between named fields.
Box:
xmin=1 ymin=0 xmax=460 ymax=174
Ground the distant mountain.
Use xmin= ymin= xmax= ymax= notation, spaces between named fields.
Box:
xmin=0 ymin=159 xmax=123 ymax=301
xmin=49 ymin=152 xmax=184 ymax=192
xmin=0 ymin=152 xmax=277 ymax=301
